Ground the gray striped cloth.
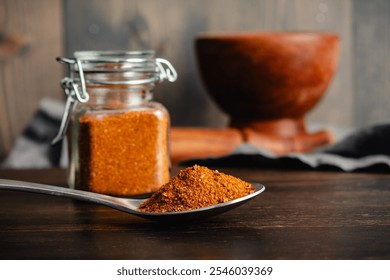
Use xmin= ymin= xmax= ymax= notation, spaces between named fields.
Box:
xmin=1 ymin=98 xmax=68 ymax=169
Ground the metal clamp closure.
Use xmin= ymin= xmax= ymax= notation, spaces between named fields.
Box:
xmin=51 ymin=58 xmax=90 ymax=144
xmin=156 ymin=58 xmax=177 ymax=82
xmin=52 ymin=52 xmax=177 ymax=144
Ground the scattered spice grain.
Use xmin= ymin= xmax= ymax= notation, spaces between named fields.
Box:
xmin=77 ymin=108 xmax=169 ymax=196
xmin=139 ymin=165 xmax=255 ymax=212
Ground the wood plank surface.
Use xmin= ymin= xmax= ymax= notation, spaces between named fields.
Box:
xmin=353 ymin=0 xmax=390 ymax=127
xmin=1 ymin=0 xmax=389 ymax=162
xmin=1 ymin=167 xmax=390 ymax=259
xmin=64 ymin=0 xmax=354 ymax=130
xmin=0 ymin=0 xmax=64 ymax=160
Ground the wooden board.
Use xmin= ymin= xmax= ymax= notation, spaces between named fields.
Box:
xmin=0 ymin=0 xmax=63 ymax=160
xmin=63 ymin=0 xmax=390 ymax=132
xmin=353 ymin=0 xmax=390 ymax=127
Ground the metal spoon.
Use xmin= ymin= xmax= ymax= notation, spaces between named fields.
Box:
xmin=0 ymin=179 xmax=265 ymax=222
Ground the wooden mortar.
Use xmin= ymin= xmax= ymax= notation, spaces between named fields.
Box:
xmin=171 ymin=32 xmax=340 ymax=163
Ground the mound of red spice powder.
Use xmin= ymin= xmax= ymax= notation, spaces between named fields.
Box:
xmin=139 ymin=165 xmax=255 ymax=213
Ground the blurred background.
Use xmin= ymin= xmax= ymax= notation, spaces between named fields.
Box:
xmin=0 ymin=0 xmax=389 ymax=164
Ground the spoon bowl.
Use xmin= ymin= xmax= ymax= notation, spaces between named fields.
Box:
xmin=0 ymin=179 xmax=265 ymax=222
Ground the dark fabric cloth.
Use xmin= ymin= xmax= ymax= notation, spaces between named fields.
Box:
xmin=183 ymin=123 xmax=390 ymax=172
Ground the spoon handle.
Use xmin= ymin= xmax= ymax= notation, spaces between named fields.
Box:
xmin=0 ymin=179 xmax=140 ymax=213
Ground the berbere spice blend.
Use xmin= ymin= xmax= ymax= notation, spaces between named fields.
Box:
xmin=56 ymin=51 xmax=177 ymax=196
xmin=77 ymin=108 xmax=169 ymax=196
xmin=139 ymin=165 xmax=255 ymax=212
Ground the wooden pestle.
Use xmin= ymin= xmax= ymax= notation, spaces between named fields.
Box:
xmin=170 ymin=127 xmax=243 ymax=163
xmin=170 ymin=121 xmax=334 ymax=163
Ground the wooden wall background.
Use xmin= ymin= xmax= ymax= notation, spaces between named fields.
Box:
xmin=0 ymin=0 xmax=389 ymax=161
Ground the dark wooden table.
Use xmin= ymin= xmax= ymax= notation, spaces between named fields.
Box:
xmin=0 ymin=167 xmax=390 ymax=260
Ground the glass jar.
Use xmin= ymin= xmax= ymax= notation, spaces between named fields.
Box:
xmin=54 ymin=50 xmax=177 ymax=196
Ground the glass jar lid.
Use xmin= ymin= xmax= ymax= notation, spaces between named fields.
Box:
xmin=59 ymin=50 xmax=177 ymax=87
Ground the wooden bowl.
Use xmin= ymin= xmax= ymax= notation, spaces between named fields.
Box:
xmin=196 ymin=32 xmax=340 ymax=127
xmin=169 ymin=33 xmax=341 ymax=162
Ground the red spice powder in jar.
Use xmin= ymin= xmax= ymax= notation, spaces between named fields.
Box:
xmin=77 ymin=108 xmax=169 ymax=196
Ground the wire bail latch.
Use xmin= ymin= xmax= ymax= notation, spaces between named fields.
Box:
xmin=52 ymin=51 xmax=177 ymax=144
